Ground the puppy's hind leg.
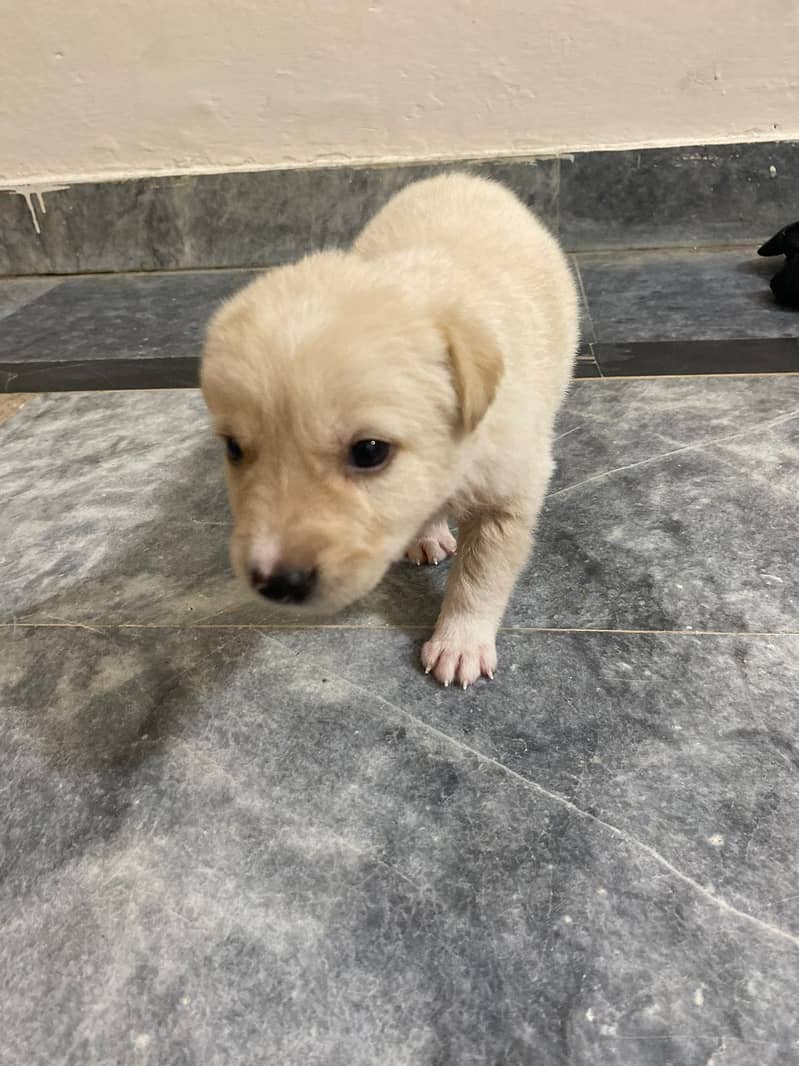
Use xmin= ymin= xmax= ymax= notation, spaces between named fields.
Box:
xmin=406 ymin=518 xmax=457 ymax=566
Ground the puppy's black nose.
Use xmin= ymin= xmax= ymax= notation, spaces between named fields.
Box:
xmin=252 ymin=567 xmax=317 ymax=604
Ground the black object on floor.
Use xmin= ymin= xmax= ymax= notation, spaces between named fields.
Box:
xmin=768 ymin=256 xmax=799 ymax=310
xmin=758 ymin=221 xmax=799 ymax=309
xmin=758 ymin=220 xmax=799 ymax=257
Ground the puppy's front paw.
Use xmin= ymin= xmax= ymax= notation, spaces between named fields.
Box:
xmin=406 ymin=521 xmax=457 ymax=566
xmin=422 ymin=631 xmax=497 ymax=689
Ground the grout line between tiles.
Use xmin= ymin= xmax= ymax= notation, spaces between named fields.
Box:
xmin=592 ymin=372 xmax=799 ymax=381
xmin=2 ymin=621 xmax=796 ymax=638
xmin=0 ymin=242 xmax=768 ymax=284
xmin=570 ymin=240 xmax=771 ymax=257
xmin=317 ymin=663 xmax=799 ymax=952
xmin=571 ymin=256 xmax=598 ymax=346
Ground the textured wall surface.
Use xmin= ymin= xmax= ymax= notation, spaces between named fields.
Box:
xmin=2 ymin=0 xmax=799 ymax=184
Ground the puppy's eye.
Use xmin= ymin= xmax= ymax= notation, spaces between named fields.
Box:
xmin=348 ymin=439 xmax=391 ymax=471
xmin=225 ymin=436 xmax=243 ymax=465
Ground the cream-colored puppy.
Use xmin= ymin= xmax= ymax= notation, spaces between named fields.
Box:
xmin=201 ymin=174 xmax=578 ymax=687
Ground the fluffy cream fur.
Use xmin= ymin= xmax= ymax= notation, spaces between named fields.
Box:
xmin=201 ymin=173 xmax=578 ymax=687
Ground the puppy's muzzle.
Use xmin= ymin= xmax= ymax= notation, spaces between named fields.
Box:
xmin=251 ymin=565 xmax=317 ymax=605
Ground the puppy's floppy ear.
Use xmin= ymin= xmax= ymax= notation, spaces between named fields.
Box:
xmin=441 ymin=307 xmax=504 ymax=433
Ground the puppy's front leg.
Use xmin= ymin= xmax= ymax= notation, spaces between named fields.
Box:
xmin=422 ymin=507 xmax=532 ymax=688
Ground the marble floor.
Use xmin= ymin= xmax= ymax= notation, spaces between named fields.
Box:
xmin=1 ymin=371 xmax=798 ymax=1066
xmin=2 ymin=245 xmax=799 ymax=392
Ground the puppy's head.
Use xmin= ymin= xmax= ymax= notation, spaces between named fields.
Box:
xmin=201 ymin=252 xmax=502 ymax=613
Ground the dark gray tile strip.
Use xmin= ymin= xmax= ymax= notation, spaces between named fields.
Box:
xmin=2 ymin=140 xmax=797 ymax=276
xmin=0 ymin=356 xmax=199 ymax=392
xmin=3 ymin=341 xmax=797 ymax=392
xmin=0 ymin=355 xmax=605 ymax=392
xmin=595 ymin=338 xmax=799 ymax=377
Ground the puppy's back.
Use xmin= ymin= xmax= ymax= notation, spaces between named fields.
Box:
xmin=356 ymin=173 xmax=544 ymax=257
xmin=355 ymin=172 xmax=578 ymax=400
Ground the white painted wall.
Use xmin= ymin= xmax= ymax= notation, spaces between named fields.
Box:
xmin=2 ymin=0 xmax=798 ymax=184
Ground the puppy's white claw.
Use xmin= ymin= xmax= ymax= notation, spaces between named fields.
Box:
xmin=405 ymin=522 xmax=457 ymax=566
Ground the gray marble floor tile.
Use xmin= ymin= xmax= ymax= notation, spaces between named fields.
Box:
xmin=0 ymin=158 xmax=559 ymax=277
xmin=1 ymin=244 xmax=794 ymax=374
xmin=557 ymin=374 xmax=799 ymax=445
xmin=1 ymin=624 xmax=798 ymax=1065
xmin=0 ymin=270 xmax=257 ymax=363
xmin=578 ymin=247 xmax=799 ymax=343
xmin=0 ymin=277 xmax=63 ymax=321
xmin=560 ymin=141 xmax=799 ymax=250
xmin=1 ymin=378 xmax=797 ymax=634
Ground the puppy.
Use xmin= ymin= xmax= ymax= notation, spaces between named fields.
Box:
xmin=201 ymin=174 xmax=578 ymax=688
